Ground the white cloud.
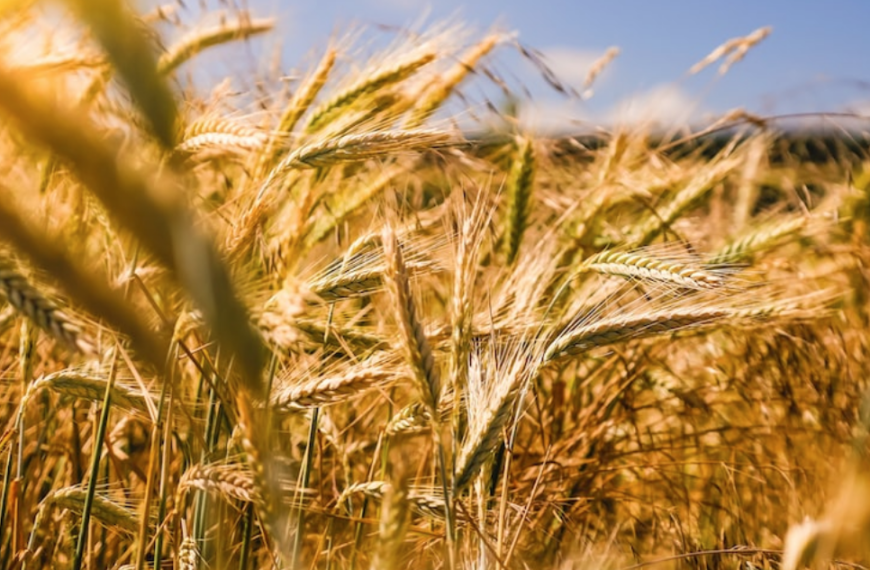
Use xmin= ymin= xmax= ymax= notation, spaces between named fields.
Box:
xmin=367 ymin=0 xmax=422 ymax=11
xmin=845 ymin=99 xmax=870 ymax=116
xmin=536 ymin=46 xmax=616 ymax=91
xmin=518 ymin=98 xmax=591 ymax=134
xmin=607 ymin=84 xmax=702 ymax=128
xmin=517 ymin=84 xmax=706 ymax=134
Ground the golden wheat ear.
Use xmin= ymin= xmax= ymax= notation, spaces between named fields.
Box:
xmin=0 ymin=64 xmax=263 ymax=393
xmin=62 ymin=0 xmax=178 ymax=148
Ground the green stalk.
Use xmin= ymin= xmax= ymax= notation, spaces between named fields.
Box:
xmin=194 ymin=383 xmax=220 ymax=562
xmin=291 ymin=408 xmax=319 ymax=569
xmin=134 ymin=364 xmax=170 ymax=570
xmin=152 ymin=374 xmax=175 ymax=568
xmin=0 ymin=447 xmax=13 ymax=566
xmin=349 ymin=434 xmax=382 ymax=570
xmin=72 ymin=350 xmax=118 ymax=570
xmin=239 ymin=504 xmax=255 ymax=570
xmin=238 ymin=356 xmax=276 ymax=569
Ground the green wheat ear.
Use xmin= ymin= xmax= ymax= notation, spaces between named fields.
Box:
xmin=503 ymin=136 xmax=536 ymax=265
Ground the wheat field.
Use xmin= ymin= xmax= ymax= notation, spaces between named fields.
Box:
xmin=0 ymin=2 xmax=869 ymax=569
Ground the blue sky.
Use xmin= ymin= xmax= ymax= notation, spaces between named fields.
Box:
xmin=169 ymin=0 xmax=870 ymax=130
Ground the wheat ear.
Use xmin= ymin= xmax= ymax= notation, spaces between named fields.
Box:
xmin=406 ymin=34 xmax=501 ymax=127
xmin=23 ymin=370 xmax=154 ymax=413
xmin=177 ymin=463 xmax=261 ymax=505
xmin=176 ymin=116 xmax=268 ymax=158
xmin=370 ymin=456 xmax=411 ymax=570
xmin=0 ymin=70 xmax=261 ymax=385
xmin=543 ymin=307 xmax=739 ymax=364
xmin=629 ymin=154 xmax=738 ymax=247
xmin=64 ymin=0 xmax=177 ymax=147
xmin=0 ymin=256 xmax=93 ymax=353
xmin=305 ymin=51 xmax=435 ymax=132
xmin=453 ymin=356 xmax=532 ymax=494
xmin=580 ymin=250 xmax=725 ymax=289
xmin=381 ymin=225 xmax=441 ymax=415
xmin=35 ymin=486 xmax=143 ymax=535
xmin=503 ymin=136 xmax=536 ymax=264
xmin=271 ymin=365 xmax=395 ymax=410
xmin=382 ymin=223 xmax=457 ymax=564
xmin=0 ymin=197 xmax=166 ymax=367
xmin=277 ymin=130 xmax=450 ymax=171
xmin=157 ymin=16 xmax=274 ymax=76
xmin=257 ymin=47 xmax=338 ymax=173
xmin=709 ymin=214 xmax=808 ymax=264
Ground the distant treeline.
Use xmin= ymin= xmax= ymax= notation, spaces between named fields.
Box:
xmin=468 ymin=130 xmax=870 ymax=166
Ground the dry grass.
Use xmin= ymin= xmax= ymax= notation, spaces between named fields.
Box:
xmin=0 ymin=2 xmax=869 ymax=570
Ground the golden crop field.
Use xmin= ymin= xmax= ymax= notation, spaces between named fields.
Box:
xmin=0 ymin=1 xmax=868 ymax=569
